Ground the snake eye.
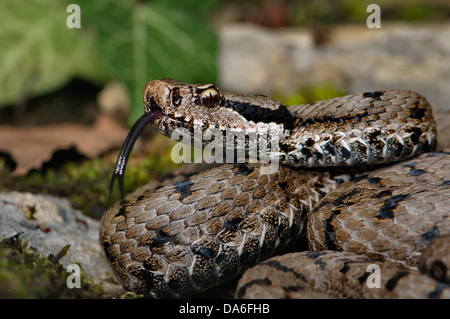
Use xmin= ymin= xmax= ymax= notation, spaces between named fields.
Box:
xmin=200 ymin=87 xmax=221 ymax=108
xmin=171 ymin=88 xmax=182 ymax=106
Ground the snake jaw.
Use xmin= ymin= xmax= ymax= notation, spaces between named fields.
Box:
xmin=108 ymin=110 xmax=163 ymax=205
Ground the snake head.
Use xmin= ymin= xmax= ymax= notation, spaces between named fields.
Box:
xmin=143 ymin=79 xmax=293 ymax=146
xmin=143 ymin=79 xmax=227 ymax=138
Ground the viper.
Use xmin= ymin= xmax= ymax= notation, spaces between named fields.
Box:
xmin=101 ymin=79 xmax=450 ymax=298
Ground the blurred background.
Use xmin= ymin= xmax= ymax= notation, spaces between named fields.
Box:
xmin=0 ymin=0 xmax=449 ymax=298
xmin=1 ymin=0 xmax=449 ymax=125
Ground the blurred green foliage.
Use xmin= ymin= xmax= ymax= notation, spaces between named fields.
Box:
xmin=0 ymin=0 xmax=109 ymax=109
xmin=0 ymin=0 xmax=220 ymax=124
xmin=76 ymin=0 xmax=220 ymax=124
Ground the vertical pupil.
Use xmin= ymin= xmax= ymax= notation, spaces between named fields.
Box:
xmin=203 ymin=93 xmax=212 ymax=105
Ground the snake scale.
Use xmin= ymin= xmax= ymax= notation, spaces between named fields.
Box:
xmin=101 ymin=79 xmax=450 ymax=298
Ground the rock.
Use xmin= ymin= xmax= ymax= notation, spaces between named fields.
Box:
xmin=218 ymin=22 xmax=450 ymax=111
xmin=0 ymin=191 xmax=124 ymax=295
xmin=97 ymin=80 xmax=130 ymax=117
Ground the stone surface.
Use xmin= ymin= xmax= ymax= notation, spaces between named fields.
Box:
xmin=218 ymin=22 xmax=450 ymax=111
xmin=0 ymin=191 xmax=124 ymax=295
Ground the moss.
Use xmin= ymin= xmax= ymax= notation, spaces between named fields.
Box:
xmin=119 ymin=291 xmax=144 ymax=299
xmin=0 ymin=233 xmax=101 ymax=298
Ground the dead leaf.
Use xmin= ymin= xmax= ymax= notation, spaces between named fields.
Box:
xmin=0 ymin=115 xmax=130 ymax=175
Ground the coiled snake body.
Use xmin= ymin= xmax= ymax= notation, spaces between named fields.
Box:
xmin=101 ymin=79 xmax=450 ymax=298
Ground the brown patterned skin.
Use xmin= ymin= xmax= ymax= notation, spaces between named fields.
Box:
xmin=307 ymin=150 xmax=450 ymax=268
xmin=101 ymin=164 xmax=338 ymax=298
xmin=285 ymin=89 xmax=436 ymax=167
xmin=237 ymin=250 xmax=450 ymax=299
xmin=238 ymin=151 xmax=450 ymax=299
xmin=101 ymin=79 xmax=448 ymax=298
xmin=419 ymin=235 xmax=450 ymax=284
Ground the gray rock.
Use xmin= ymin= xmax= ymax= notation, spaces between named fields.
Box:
xmin=218 ymin=22 xmax=450 ymax=110
xmin=0 ymin=191 xmax=124 ymax=295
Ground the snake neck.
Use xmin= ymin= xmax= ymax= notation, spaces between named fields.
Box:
xmin=282 ymin=90 xmax=437 ymax=167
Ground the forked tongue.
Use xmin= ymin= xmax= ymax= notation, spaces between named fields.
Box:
xmin=108 ymin=110 xmax=162 ymax=206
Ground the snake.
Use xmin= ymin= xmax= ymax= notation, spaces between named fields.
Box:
xmin=100 ymin=79 xmax=450 ymax=298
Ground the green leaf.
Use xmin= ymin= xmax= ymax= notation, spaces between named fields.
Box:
xmin=77 ymin=0 xmax=220 ymax=124
xmin=0 ymin=0 xmax=111 ymax=108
